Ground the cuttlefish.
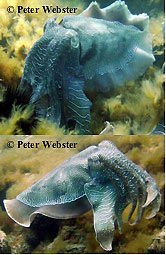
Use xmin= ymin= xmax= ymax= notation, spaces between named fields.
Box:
xmin=4 ymin=141 xmax=161 ymax=251
xmin=19 ymin=1 xmax=154 ymax=134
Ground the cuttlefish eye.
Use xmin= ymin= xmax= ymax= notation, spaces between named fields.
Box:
xmin=71 ymin=36 xmax=79 ymax=48
xmin=66 ymin=30 xmax=79 ymax=48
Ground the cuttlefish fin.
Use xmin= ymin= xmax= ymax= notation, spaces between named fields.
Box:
xmin=3 ymin=197 xmax=91 ymax=227
xmin=80 ymin=1 xmax=149 ymax=30
xmin=3 ymin=199 xmax=36 ymax=227
xmin=84 ymin=181 xmax=117 ymax=251
xmin=80 ymin=2 xmax=103 ymax=19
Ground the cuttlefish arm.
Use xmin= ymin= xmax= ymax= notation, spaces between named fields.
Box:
xmin=63 ymin=64 xmax=92 ymax=134
xmin=83 ymin=141 xmax=161 ymax=250
xmin=19 ymin=18 xmax=91 ymax=133
xmin=19 ymin=20 xmax=64 ymax=125
xmin=84 ymin=181 xmax=117 ymax=251
xmin=142 ymin=174 xmax=161 ymax=219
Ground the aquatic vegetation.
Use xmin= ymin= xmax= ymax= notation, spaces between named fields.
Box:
xmin=0 ymin=48 xmax=22 ymax=90
xmin=92 ymin=68 xmax=164 ymax=134
xmin=31 ymin=119 xmax=66 ymax=136
xmin=0 ymin=106 xmax=34 ymax=134
xmin=4 ymin=140 xmax=161 ymax=251
xmin=150 ymin=14 xmax=164 ymax=52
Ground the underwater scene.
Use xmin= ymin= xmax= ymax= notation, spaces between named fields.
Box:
xmin=0 ymin=135 xmax=164 ymax=253
xmin=0 ymin=0 xmax=165 ymax=254
xmin=0 ymin=0 xmax=164 ymax=135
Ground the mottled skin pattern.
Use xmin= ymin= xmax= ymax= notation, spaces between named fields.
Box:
xmin=4 ymin=141 xmax=161 ymax=251
xmin=19 ymin=19 xmax=91 ymax=134
xmin=19 ymin=1 xmax=154 ymax=134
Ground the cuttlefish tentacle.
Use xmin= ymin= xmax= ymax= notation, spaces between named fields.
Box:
xmin=96 ymin=153 xmax=140 ymax=222
xmin=143 ymin=173 xmax=161 ymax=207
xmin=114 ymin=196 xmax=129 ymax=232
xmin=3 ymin=140 xmax=161 ymax=251
xmin=63 ymin=67 xmax=92 ymax=134
xmin=97 ymin=141 xmax=148 ymax=223
xmin=84 ymin=181 xmax=117 ymax=251
xmin=144 ymin=193 xmax=161 ymax=220
xmin=87 ymin=155 xmax=128 ymax=232
xmin=127 ymin=165 xmax=161 ymax=224
xmin=142 ymin=173 xmax=161 ymax=219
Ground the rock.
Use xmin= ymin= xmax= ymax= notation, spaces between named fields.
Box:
xmin=0 ymin=230 xmax=11 ymax=253
xmin=147 ymin=227 xmax=165 ymax=254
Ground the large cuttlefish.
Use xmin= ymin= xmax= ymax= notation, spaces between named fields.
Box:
xmin=4 ymin=141 xmax=160 ymax=250
xmin=19 ymin=1 xmax=154 ymax=134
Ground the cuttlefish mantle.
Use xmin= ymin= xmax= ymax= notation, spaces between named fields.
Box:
xmin=19 ymin=1 xmax=154 ymax=134
xmin=4 ymin=141 xmax=161 ymax=251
